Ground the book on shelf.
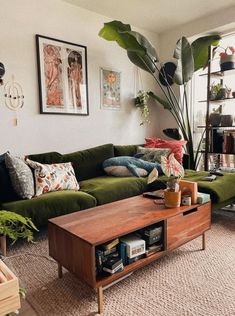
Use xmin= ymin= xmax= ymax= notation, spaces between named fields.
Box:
xmin=179 ymin=180 xmax=198 ymax=204
xmin=197 ymin=192 xmax=211 ymax=204
xmin=103 ymin=262 xmax=124 ymax=274
xmin=100 ymin=238 xmax=119 ymax=251
xmin=119 ymin=242 xmax=127 ymax=266
xmin=103 ymin=258 xmax=123 ymax=271
xmin=145 ymin=243 xmax=163 ymax=257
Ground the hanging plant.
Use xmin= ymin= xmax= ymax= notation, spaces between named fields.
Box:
xmin=134 ymin=90 xmax=150 ymax=125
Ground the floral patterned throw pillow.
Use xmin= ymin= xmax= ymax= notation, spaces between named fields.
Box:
xmin=26 ymin=159 xmax=79 ymax=196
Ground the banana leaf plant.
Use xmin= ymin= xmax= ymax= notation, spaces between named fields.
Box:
xmin=99 ymin=21 xmax=220 ymax=169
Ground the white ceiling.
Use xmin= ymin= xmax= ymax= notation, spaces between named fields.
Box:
xmin=64 ymin=0 xmax=235 ymax=33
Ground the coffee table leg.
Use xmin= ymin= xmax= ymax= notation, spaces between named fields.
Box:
xmin=58 ymin=262 xmax=63 ymax=278
xmin=97 ymin=286 xmax=104 ymax=314
xmin=202 ymin=232 xmax=206 ymax=250
xmin=0 ymin=235 xmax=6 ymax=256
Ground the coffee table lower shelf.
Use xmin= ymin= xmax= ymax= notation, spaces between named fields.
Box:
xmin=48 ymin=198 xmax=211 ymax=314
xmin=56 ymin=232 xmax=206 ymax=314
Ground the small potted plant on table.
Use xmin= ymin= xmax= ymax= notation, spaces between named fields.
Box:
xmin=161 ymin=153 xmax=184 ymax=208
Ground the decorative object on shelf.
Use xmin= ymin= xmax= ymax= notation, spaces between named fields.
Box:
xmin=99 ymin=20 xmax=221 ymax=169
xmin=134 ymin=90 xmax=150 ymax=125
xmin=100 ymin=67 xmax=121 ymax=110
xmin=4 ymin=75 xmax=24 ymax=126
xmin=36 ymin=35 xmax=89 ymax=115
xmin=219 ymin=46 xmax=235 ymax=71
xmin=161 ymin=153 xmax=184 ymax=208
xmin=216 ymin=87 xmax=226 ymax=100
xmin=0 ymin=62 xmax=5 ymax=85
xmin=225 ymin=85 xmax=232 ymax=98
xmin=209 ymin=113 xmax=221 ymax=126
xmin=220 ymin=114 xmax=233 ymax=127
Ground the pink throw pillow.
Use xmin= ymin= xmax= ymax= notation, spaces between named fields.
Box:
xmin=145 ymin=138 xmax=187 ymax=163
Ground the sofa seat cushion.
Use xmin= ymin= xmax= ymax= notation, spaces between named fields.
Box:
xmin=148 ymin=170 xmax=235 ymax=204
xmin=2 ymin=191 xmax=97 ymax=227
xmin=183 ymin=170 xmax=235 ymax=203
xmin=80 ymin=175 xmax=147 ymax=205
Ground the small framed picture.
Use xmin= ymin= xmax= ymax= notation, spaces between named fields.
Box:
xmin=100 ymin=68 xmax=121 ymax=110
xmin=36 ymin=35 xmax=89 ymax=115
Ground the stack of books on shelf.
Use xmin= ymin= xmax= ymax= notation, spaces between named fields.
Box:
xmin=96 ymin=238 xmax=123 ymax=275
xmin=95 ymin=223 xmax=163 ymax=276
xmin=211 ymin=129 xmax=235 ymax=154
xmin=223 ymin=130 xmax=235 ymax=153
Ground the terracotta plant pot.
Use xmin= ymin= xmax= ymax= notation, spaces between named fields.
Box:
xmin=164 ymin=190 xmax=181 ymax=208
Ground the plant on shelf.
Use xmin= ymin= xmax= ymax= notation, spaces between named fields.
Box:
xmin=210 ymin=82 xmax=223 ymax=100
xmin=134 ymin=90 xmax=150 ymax=125
xmin=0 ymin=210 xmax=38 ymax=245
xmin=216 ymin=46 xmax=235 ymax=71
xmin=99 ymin=20 xmax=221 ymax=169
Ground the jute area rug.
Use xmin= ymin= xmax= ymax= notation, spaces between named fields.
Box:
xmin=4 ymin=212 xmax=235 ymax=316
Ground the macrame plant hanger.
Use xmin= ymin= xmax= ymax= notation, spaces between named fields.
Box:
xmin=134 ymin=66 xmax=143 ymax=98
xmin=4 ymin=75 xmax=24 ymax=126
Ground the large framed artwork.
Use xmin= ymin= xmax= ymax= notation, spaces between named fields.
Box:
xmin=36 ymin=35 xmax=89 ymax=115
xmin=100 ymin=68 xmax=121 ymax=110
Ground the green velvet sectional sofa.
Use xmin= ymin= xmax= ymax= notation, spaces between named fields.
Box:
xmin=1 ymin=143 xmax=235 ymax=227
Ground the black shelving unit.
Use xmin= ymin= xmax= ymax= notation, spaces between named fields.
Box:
xmin=202 ymin=46 xmax=235 ymax=171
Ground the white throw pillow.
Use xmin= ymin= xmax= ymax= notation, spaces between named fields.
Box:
xmin=104 ymin=166 xmax=148 ymax=177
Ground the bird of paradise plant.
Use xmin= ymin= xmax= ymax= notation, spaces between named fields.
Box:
xmin=99 ymin=20 xmax=221 ymax=170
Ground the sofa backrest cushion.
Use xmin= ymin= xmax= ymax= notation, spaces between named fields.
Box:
xmin=114 ymin=145 xmax=139 ymax=157
xmin=0 ymin=153 xmax=18 ymax=203
xmin=63 ymin=144 xmax=114 ymax=181
xmin=27 ymin=152 xmax=63 ymax=164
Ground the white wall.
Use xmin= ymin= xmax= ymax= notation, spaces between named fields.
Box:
xmin=0 ymin=0 xmax=160 ymax=155
xmin=156 ymin=6 xmax=235 ymax=135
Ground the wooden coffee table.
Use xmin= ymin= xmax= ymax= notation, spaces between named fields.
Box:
xmin=48 ymin=196 xmax=211 ymax=314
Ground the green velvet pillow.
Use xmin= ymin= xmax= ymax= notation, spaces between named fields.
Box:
xmin=27 ymin=152 xmax=63 ymax=164
xmin=63 ymin=144 xmax=114 ymax=181
xmin=114 ymin=145 xmax=139 ymax=157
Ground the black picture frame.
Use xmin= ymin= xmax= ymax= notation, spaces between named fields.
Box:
xmin=36 ymin=34 xmax=89 ymax=115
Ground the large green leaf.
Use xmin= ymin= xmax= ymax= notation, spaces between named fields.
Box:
xmin=99 ymin=21 xmax=159 ymax=74
xmin=127 ymin=51 xmax=156 ymax=73
xmin=173 ymin=37 xmax=194 ymax=85
xmin=126 ymin=31 xmax=158 ymax=63
xmin=99 ymin=21 xmax=146 ymax=55
xmin=148 ymin=91 xmax=172 ymax=110
xmin=191 ymin=35 xmax=221 ymax=71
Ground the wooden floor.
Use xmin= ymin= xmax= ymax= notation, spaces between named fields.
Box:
xmin=19 ymin=299 xmax=38 ymax=316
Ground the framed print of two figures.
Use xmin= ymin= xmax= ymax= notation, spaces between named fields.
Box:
xmin=36 ymin=35 xmax=89 ymax=115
